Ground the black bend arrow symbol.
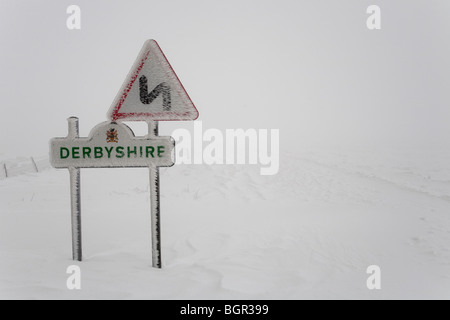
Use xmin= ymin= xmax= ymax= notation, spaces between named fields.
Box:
xmin=139 ymin=75 xmax=171 ymax=111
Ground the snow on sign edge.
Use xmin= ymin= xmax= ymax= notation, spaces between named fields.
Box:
xmin=107 ymin=39 xmax=199 ymax=122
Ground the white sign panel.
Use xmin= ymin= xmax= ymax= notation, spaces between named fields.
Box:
xmin=50 ymin=122 xmax=174 ymax=168
xmin=107 ymin=39 xmax=198 ymax=122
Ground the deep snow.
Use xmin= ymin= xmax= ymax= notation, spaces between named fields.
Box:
xmin=0 ymin=147 xmax=449 ymax=299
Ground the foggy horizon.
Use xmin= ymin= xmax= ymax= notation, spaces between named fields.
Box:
xmin=1 ymin=0 xmax=449 ymax=157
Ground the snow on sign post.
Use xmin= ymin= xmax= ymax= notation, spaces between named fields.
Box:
xmin=50 ymin=40 xmax=199 ymax=268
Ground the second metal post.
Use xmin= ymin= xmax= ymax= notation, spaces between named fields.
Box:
xmin=148 ymin=121 xmax=162 ymax=268
xmin=68 ymin=117 xmax=82 ymax=262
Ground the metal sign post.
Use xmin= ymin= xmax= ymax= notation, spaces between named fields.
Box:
xmin=30 ymin=157 xmax=39 ymax=173
xmin=67 ymin=117 xmax=82 ymax=261
xmin=1 ymin=163 xmax=7 ymax=178
xmin=148 ymin=121 xmax=161 ymax=268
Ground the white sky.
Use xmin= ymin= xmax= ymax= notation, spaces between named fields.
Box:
xmin=1 ymin=0 xmax=450 ymax=156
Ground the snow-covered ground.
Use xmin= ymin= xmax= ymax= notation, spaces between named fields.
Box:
xmin=1 ymin=147 xmax=450 ymax=299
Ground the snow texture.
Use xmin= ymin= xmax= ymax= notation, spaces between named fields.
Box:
xmin=1 ymin=147 xmax=449 ymax=299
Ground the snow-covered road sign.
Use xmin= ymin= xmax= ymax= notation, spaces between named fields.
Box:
xmin=107 ymin=39 xmax=198 ymax=122
xmin=51 ymin=39 xmax=199 ymax=269
xmin=50 ymin=122 xmax=174 ymax=168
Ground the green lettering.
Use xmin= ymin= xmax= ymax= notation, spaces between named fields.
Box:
xmin=157 ymin=146 xmax=165 ymax=157
xmin=105 ymin=147 xmax=114 ymax=158
xmin=82 ymin=147 xmax=91 ymax=158
xmin=60 ymin=147 xmax=70 ymax=159
xmin=146 ymin=146 xmax=155 ymax=158
xmin=94 ymin=147 xmax=103 ymax=159
xmin=127 ymin=146 xmax=137 ymax=158
xmin=116 ymin=146 xmax=124 ymax=158
xmin=72 ymin=147 xmax=80 ymax=159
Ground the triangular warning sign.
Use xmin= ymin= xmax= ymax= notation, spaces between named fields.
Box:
xmin=108 ymin=40 xmax=199 ymax=122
